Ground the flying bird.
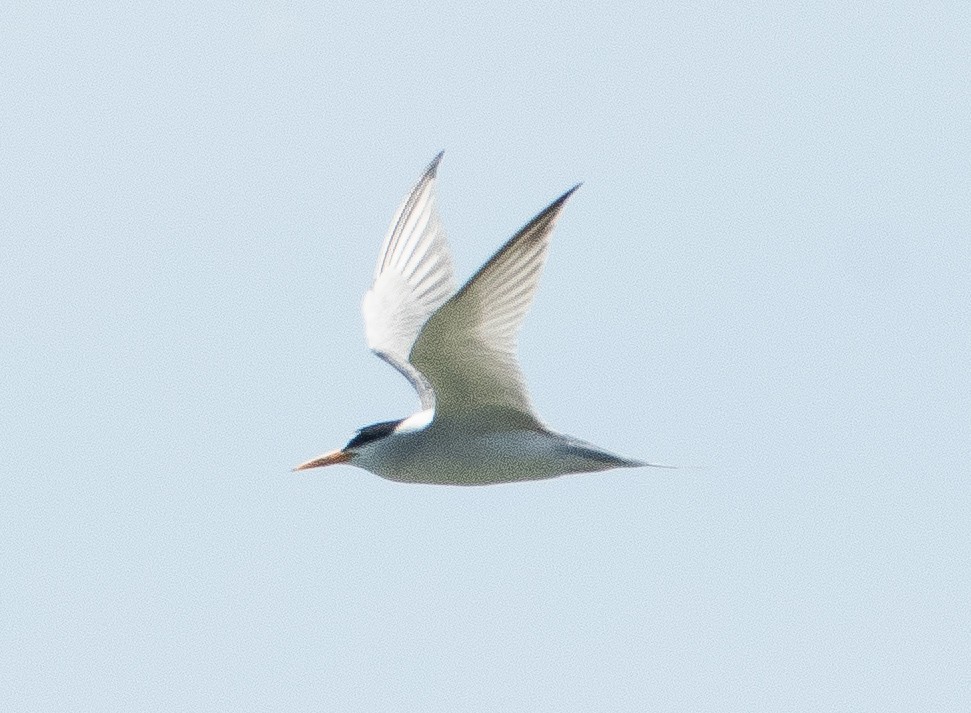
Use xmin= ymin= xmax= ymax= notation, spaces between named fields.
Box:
xmin=295 ymin=154 xmax=671 ymax=484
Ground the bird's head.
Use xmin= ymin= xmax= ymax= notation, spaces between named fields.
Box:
xmin=292 ymin=417 xmax=406 ymax=472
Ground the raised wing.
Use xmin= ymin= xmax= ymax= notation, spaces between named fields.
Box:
xmin=362 ymin=153 xmax=456 ymax=408
xmin=410 ymin=185 xmax=580 ymax=427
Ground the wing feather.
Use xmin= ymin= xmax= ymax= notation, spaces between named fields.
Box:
xmin=362 ymin=153 xmax=456 ymax=408
xmin=410 ymin=185 xmax=580 ymax=427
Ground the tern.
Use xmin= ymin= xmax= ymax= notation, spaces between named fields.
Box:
xmin=295 ymin=154 xmax=671 ymax=485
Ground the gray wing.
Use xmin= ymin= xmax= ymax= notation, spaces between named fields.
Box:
xmin=361 ymin=153 xmax=457 ymax=409
xmin=410 ymin=185 xmax=579 ymax=427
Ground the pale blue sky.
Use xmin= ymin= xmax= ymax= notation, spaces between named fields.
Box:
xmin=2 ymin=2 xmax=969 ymax=711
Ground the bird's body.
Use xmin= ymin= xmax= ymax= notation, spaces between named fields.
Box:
xmin=295 ymin=154 xmax=670 ymax=484
xmin=342 ymin=409 xmax=647 ymax=485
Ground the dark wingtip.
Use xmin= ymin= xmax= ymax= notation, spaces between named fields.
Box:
xmin=553 ymin=182 xmax=582 ymax=207
xmin=426 ymin=151 xmax=445 ymax=178
xmin=533 ymin=182 xmax=581 ymax=224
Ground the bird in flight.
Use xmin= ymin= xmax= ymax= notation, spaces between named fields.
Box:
xmin=295 ymin=153 xmax=671 ymax=484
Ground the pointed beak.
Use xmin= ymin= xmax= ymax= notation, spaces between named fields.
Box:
xmin=292 ymin=449 xmax=353 ymax=471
